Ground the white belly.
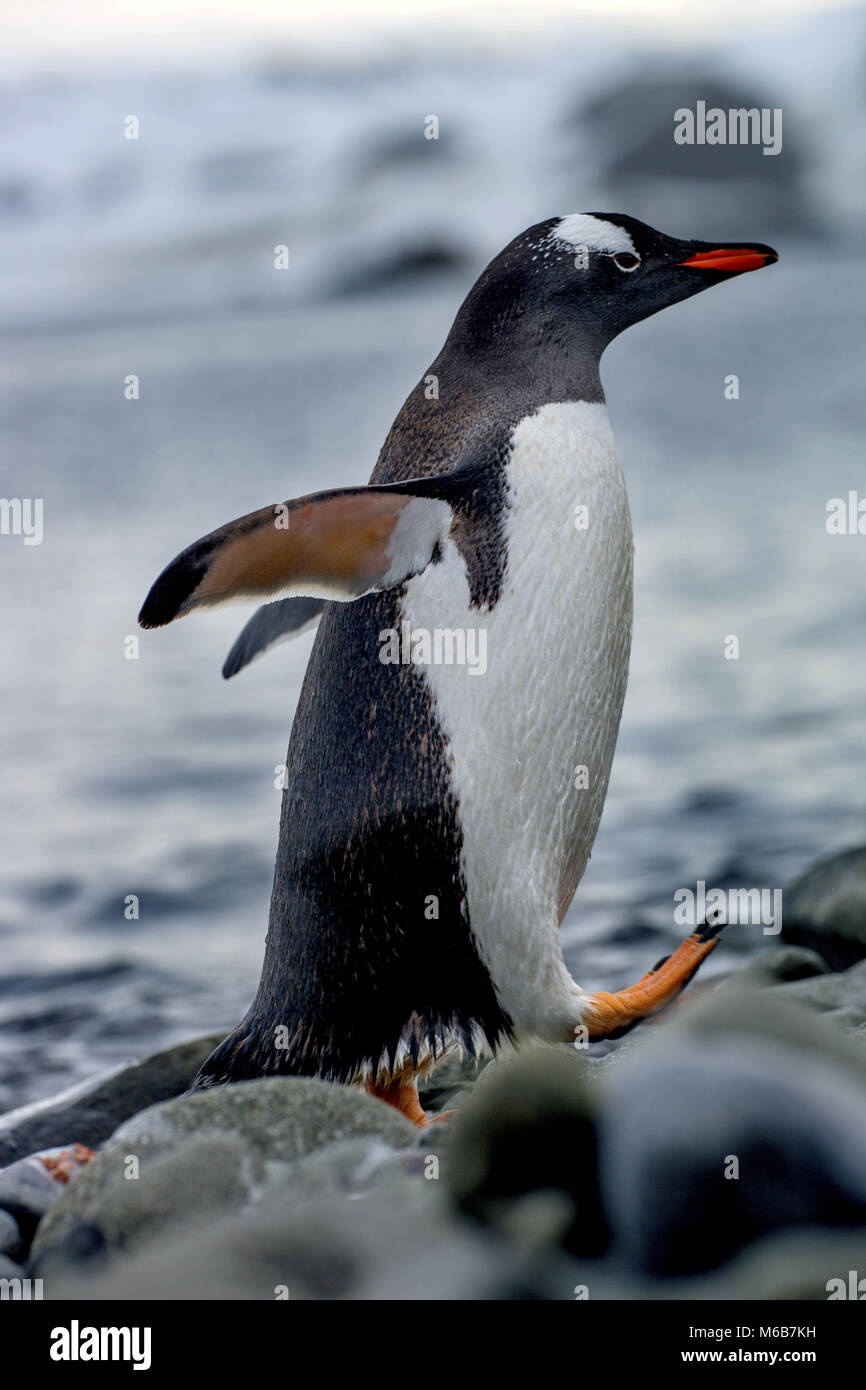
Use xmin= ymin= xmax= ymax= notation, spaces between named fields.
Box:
xmin=401 ymin=400 xmax=633 ymax=1041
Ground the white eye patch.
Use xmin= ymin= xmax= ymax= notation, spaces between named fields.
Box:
xmin=548 ymin=213 xmax=637 ymax=258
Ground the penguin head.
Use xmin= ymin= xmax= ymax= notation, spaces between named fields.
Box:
xmin=448 ymin=212 xmax=777 ymax=368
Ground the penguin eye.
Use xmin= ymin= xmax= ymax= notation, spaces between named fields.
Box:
xmin=612 ymin=252 xmax=641 ymax=272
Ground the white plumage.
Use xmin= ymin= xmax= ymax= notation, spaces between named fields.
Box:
xmin=549 ymin=213 xmax=638 ymax=257
xmin=401 ymin=401 xmax=633 ymax=1043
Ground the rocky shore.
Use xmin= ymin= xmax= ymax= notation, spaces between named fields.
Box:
xmin=2 ymin=848 xmax=865 ymax=1301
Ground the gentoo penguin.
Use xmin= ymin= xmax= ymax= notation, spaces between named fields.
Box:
xmin=139 ymin=214 xmax=777 ymax=1126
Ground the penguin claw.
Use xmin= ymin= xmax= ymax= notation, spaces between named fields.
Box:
xmin=579 ymin=925 xmax=722 ymax=1040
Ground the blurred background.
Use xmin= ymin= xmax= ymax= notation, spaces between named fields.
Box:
xmin=0 ymin=0 xmax=864 ymax=1113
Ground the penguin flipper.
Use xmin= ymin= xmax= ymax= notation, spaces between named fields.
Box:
xmin=221 ymin=597 xmax=325 ymax=679
xmin=138 ymin=477 xmax=457 ymax=630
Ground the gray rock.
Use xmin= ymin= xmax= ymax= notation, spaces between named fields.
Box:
xmin=445 ymin=1043 xmax=608 ymax=1258
xmin=0 ymin=1208 xmax=22 ymax=1259
xmin=778 ymin=958 xmax=866 ymax=1029
xmin=724 ymin=946 xmax=866 ymax=1031
xmin=666 ymin=1225 xmax=866 ymax=1302
xmin=0 ymin=1254 xmax=28 ymax=1284
xmin=732 ymin=944 xmax=829 ymax=985
xmin=49 ymin=1188 xmax=563 ymax=1301
xmin=33 ymin=1076 xmax=416 ymax=1256
xmin=258 ymin=1135 xmax=417 ymax=1205
xmin=330 ymin=241 xmax=468 ymax=298
xmin=0 ymin=1033 xmax=224 ymax=1167
xmin=109 ymin=1074 xmax=417 ymax=1160
xmin=0 ymin=1155 xmax=66 ymax=1244
xmin=357 ymin=127 xmax=460 ymax=179
xmin=28 ymin=1223 xmax=108 ymax=1280
xmin=569 ymin=66 xmax=812 ymax=238
xmin=782 ymin=847 xmax=866 ymax=969
xmin=567 ymin=1226 xmax=866 ymax=1301
xmin=34 ymin=1133 xmax=255 ymax=1255
xmin=600 ymin=987 xmax=866 ymax=1278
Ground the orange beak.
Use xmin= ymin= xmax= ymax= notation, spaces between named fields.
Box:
xmin=679 ymin=247 xmax=778 ymax=274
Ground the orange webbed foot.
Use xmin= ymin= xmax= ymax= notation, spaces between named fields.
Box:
xmin=367 ymin=1075 xmax=430 ymax=1127
xmin=580 ymin=917 xmax=724 ymax=1041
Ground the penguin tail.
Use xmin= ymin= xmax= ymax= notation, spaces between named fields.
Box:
xmin=189 ymin=1022 xmax=272 ymax=1091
